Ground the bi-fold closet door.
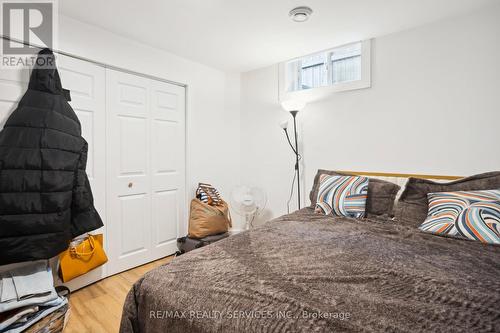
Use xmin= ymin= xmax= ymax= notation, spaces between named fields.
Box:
xmin=60 ymin=60 xmax=186 ymax=284
xmin=0 ymin=53 xmax=185 ymax=288
xmin=105 ymin=69 xmax=185 ymax=275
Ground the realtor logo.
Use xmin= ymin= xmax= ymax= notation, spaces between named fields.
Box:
xmin=1 ymin=0 xmax=58 ymax=68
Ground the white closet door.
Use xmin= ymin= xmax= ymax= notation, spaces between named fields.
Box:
xmin=150 ymin=80 xmax=185 ymax=259
xmin=106 ymin=69 xmax=152 ymax=275
xmin=106 ymin=69 xmax=185 ymax=274
xmin=57 ymin=55 xmax=106 ymax=290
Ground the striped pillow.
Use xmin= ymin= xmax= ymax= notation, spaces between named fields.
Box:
xmin=419 ymin=189 xmax=500 ymax=244
xmin=315 ymin=174 xmax=369 ymax=218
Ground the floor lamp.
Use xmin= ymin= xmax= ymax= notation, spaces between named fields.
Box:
xmin=280 ymin=100 xmax=306 ymax=210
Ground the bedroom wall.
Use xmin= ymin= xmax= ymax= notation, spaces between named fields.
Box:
xmin=240 ymin=4 xmax=500 ymax=223
xmin=56 ymin=16 xmax=242 ymax=233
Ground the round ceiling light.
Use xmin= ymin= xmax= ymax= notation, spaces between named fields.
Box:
xmin=289 ymin=6 xmax=313 ymax=22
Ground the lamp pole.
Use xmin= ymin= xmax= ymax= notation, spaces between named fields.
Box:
xmin=281 ymin=100 xmax=305 ymax=211
xmin=290 ymin=110 xmax=300 ymax=209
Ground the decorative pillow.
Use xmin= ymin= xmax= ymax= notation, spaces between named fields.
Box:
xmin=419 ymin=190 xmax=500 ymax=244
xmin=310 ymin=169 xmax=400 ymax=218
xmin=315 ymin=174 xmax=369 ymax=218
xmin=395 ymin=171 xmax=500 ymax=227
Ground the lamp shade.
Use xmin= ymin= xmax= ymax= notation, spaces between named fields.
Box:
xmin=281 ymin=100 xmax=306 ymax=112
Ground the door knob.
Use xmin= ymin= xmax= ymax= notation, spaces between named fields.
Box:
xmin=128 ymin=182 xmax=133 ymax=188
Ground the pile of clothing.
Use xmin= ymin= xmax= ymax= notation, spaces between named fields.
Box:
xmin=0 ymin=262 xmax=68 ymax=333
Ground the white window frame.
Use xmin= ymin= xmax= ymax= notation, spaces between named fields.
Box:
xmin=279 ymin=39 xmax=371 ymax=103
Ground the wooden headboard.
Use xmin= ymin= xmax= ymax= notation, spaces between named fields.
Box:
xmin=337 ymin=170 xmax=462 ymax=181
xmin=336 ymin=171 xmax=463 ymax=198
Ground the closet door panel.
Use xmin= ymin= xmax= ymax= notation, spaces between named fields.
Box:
xmin=119 ymin=194 xmax=148 ymax=255
xmin=152 ymin=190 xmax=178 ymax=248
xmin=119 ymin=116 xmax=148 ymax=176
xmin=57 ymin=55 xmax=106 ymax=290
xmin=150 ymin=81 xmax=185 ymax=256
xmin=58 ymin=55 xmax=106 ymax=222
xmin=106 ymin=69 xmax=152 ymax=275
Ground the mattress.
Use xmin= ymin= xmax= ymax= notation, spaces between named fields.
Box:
xmin=120 ymin=208 xmax=500 ymax=332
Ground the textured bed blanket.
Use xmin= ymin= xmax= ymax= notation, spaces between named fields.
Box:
xmin=120 ymin=208 xmax=500 ymax=333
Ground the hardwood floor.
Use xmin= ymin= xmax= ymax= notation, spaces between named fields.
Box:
xmin=65 ymin=256 xmax=174 ymax=333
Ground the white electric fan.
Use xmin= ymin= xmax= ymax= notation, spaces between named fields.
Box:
xmin=231 ymin=186 xmax=267 ymax=230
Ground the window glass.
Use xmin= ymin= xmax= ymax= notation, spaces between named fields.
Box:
xmin=286 ymin=42 xmax=363 ymax=92
xmin=331 ymin=42 xmax=361 ymax=83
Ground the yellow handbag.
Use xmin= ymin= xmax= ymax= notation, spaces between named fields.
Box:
xmin=59 ymin=234 xmax=108 ymax=282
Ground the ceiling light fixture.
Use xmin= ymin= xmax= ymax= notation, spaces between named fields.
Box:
xmin=289 ymin=6 xmax=313 ymax=22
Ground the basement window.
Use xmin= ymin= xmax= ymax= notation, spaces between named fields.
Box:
xmin=284 ymin=40 xmax=370 ymax=94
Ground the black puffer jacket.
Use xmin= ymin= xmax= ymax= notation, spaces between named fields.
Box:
xmin=0 ymin=49 xmax=103 ymax=265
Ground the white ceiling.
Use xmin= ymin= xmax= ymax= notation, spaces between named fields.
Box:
xmin=60 ymin=0 xmax=496 ymax=73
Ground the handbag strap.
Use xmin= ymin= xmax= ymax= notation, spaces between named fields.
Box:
xmin=71 ymin=235 xmax=96 ymax=257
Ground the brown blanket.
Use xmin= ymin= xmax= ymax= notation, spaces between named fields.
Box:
xmin=120 ymin=208 xmax=500 ymax=332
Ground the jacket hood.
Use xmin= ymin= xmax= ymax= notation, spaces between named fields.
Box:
xmin=28 ymin=48 xmax=71 ymax=101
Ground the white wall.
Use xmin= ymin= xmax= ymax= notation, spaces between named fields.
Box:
xmin=240 ymin=4 xmax=500 ymax=223
xmin=57 ymin=16 xmax=242 ymax=234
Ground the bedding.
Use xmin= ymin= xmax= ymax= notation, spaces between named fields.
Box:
xmin=120 ymin=209 xmax=500 ymax=333
xmin=419 ymin=189 xmax=500 ymax=244
xmin=395 ymin=171 xmax=500 ymax=227
xmin=315 ymin=174 xmax=368 ymax=218
xmin=310 ymin=170 xmax=400 ymax=218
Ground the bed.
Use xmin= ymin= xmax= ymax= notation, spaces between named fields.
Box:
xmin=120 ymin=173 xmax=500 ymax=333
